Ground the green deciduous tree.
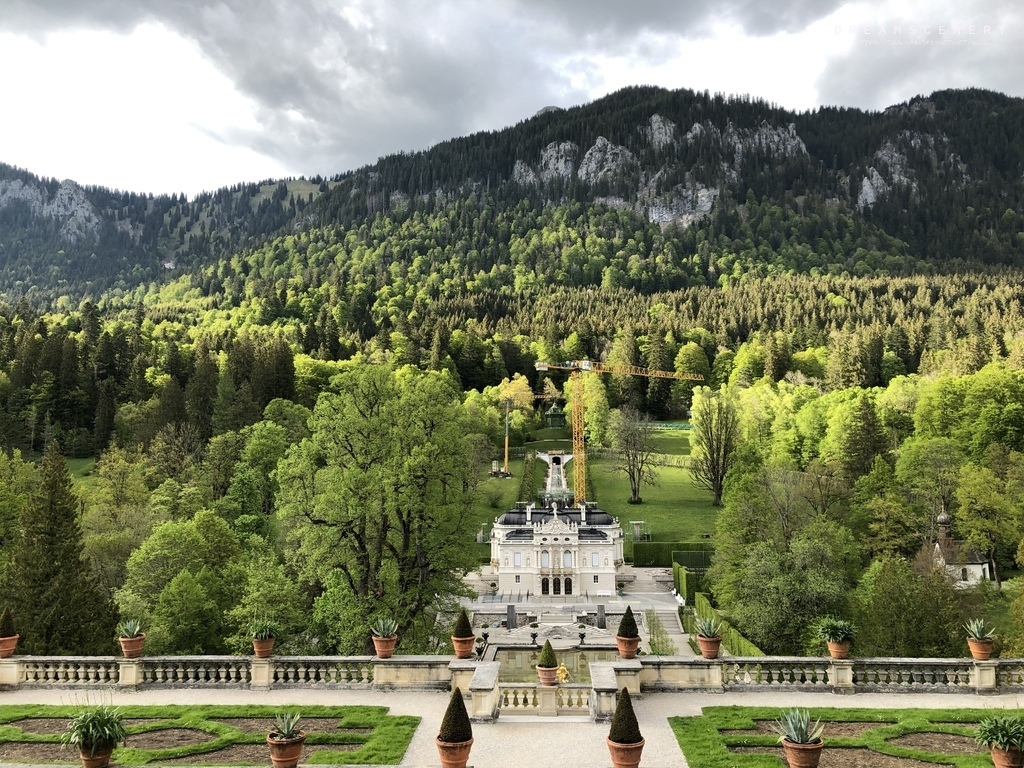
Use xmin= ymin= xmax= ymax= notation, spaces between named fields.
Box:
xmin=277 ymin=365 xmax=476 ymax=654
xmin=608 ymin=406 xmax=660 ymax=503
xmin=689 ymin=386 xmax=740 ymax=506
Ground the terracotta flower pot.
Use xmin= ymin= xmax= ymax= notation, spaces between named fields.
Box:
xmin=990 ymin=744 xmax=1024 ymax=768
xmin=968 ymin=638 xmax=994 ymax=661
xmin=267 ymin=731 xmax=306 ymax=768
xmin=0 ymin=634 xmax=19 ymax=659
xmin=118 ymin=633 xmax=146 ymax=659
xmin=616 ymin=635 xmax=640 ymax=659
xmin=826 ymin=640 xmax=850 ymax=659
xmin=79 ymin=745 xmax=115 ymax=768
xmin=607 ymin=736 xmax=645 ymax=768
xmin=537 ymin=665 xmax=558 ymax=686
xmin=372 ymin=634 xmax=397 ymax=659
xmin=252 ymin=637 xmax=275 ymax=658
xmin=452 ymin=635 xmax=475 ymax=659
xmin=436 ymin=736 xmax=473 ymax=768
xmin=697 ymin=634 xmax=722 ymax=660
xmin=781 ymin=739 xmax=823 ymax=768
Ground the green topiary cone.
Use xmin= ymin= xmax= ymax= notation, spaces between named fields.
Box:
xmin=537 ymin=639 xmax=557 ymax=668
xmin=608 ymin=688 xmax=642 ymax=744
xmin=452 ymin=608 xmax=473 ymax=639
xmin=0 ymin=607 xmax=15 ymax=638
xmin=617 ymin=606 xmax=639 ymax=639
xmin=437 ymin=688 xmax=473 ymax=744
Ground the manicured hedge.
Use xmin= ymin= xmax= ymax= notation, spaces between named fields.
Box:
xmin=673 ymin=563 xmax=696 ymax=603
xmin=632 ymin=541 xmax=715 ymax=568
xmin=693 ymin=593 xmax=764 ymax=657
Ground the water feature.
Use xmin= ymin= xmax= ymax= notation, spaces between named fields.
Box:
xmin=494 ymin=646 xmax=619 ymax=683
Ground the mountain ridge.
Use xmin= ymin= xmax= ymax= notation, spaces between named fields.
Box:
xmin=1 ymin=85 xmax=1023 ymax=305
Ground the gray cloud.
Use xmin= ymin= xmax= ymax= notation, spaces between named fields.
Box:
xmin=3 ymin=0 xmax=1021 ymax=187
xmin=816 ymin=2 xmax=1023 ymax=110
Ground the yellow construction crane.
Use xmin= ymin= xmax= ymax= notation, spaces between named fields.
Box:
xmin=533 ymin=360 xmax=703 ymax=502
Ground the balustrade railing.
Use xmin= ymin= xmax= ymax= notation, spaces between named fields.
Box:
xmin=497 ymin=683 xmax=590 ymax=716
xmin=499 ymin=684 xmax=539 ymax=713
xmin=141 ymin=656 xmax=251 ymax=687
xmin=19 ymin=657 xmax=121 ymax=686
xmin=722 ymin=657 xmax=831 ymax=689
xmin=852 ymin=658 xmax=973 ymax=691
xmin=272 ymin=656 xmax=374 ymax=686
xmin=0 ymin=654 xmax=1020 ymax=699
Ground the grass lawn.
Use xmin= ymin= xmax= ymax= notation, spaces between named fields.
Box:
xmin=0 ymin=704 xmax=418 ymax=765
xmin=466 ymin=425 xmax=719 ymax=559
xmin=66 ymin=457 xmax=98 ymax=492
xmin=671 ymin=706 xmax=993 ymax=768
xmin=589 ymin=460 xmax=719 ymax=549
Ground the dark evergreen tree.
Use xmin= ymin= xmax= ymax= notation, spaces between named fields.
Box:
xmin=5 ymin=442 xmax=114 ymax=654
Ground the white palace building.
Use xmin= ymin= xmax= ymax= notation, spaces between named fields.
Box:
xmin=489 ymin=451 xmax=625 ymax=597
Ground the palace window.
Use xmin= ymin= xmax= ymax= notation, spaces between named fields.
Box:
xmin=514 ymin=552 xmax=522 ymax=567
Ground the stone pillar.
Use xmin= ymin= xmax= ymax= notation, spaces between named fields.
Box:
xmin=974 ymin=660 xmax=999 ymax=695
xmin=590 ymin=663 xmax=619 ymax=721
xmin=118 ymin=660 xmax=142 ymax=688
xmin=250 ymin=658 xmax=273 ymax=691
xmin=0 ymin=659 xmax=22 ymax=688
xmin=507 ymin=604 xmax=517 ymax=630
xmin=468 ymin=662 xmax=501 ymax=722
xmin=829 ymin=659 xmax=855 ymax=695
xmin=449 ymin=658 xmax=479 ymax=693
xmin=597 ymin=605 xmax=606 ymax=629
xmin=536 ymin=684 xmax=558 ymax=716
xmin=611 ymin=658 xmax=643 ymax=696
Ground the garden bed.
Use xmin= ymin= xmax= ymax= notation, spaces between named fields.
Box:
xmin=0 ymin=705 xmax=418 ymax=765
xmin=671 ymin=706 xmax=993 ymax=767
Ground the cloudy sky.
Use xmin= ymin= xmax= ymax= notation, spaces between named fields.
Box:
xmin=0 ymin=0 xmax=1018 ymax=197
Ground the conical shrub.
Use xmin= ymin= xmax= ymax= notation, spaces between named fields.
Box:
xmin=0 ymin=607 xmax=15 ymax=638
xmin=438 ymin=688 xmax=473 ymax=744
xmin=537 ymin=639 xmax=557 ymax=668
xmin=608 ymin=688 xmax=642 ymax=744
xmin=452 ymin=608 xmax=473 ymax=639
xmin=617 ymin=606 xmax=639 ymax=639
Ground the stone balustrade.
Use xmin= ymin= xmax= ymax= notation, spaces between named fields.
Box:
xmin=1 ymin=653 xmax=1019 ymax=724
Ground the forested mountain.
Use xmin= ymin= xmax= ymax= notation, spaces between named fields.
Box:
xmin=3 ymin=85 xmax=1024 ymax=659
xmin=2 ymin=86 xmax=1023 ymax=306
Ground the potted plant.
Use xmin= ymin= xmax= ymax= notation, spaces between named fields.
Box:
xmin=116 ymin=618 xmax=146 ymax=659
xmin=694 ymin=616 xmax=723 ymax=660
xmin=772 ymin=708 xmax=824 ymax=768
xmin=976 ymin=715 xmax=1024 ymax=768
xmin=249 ymin=616 xmax=279 ymax=658
xmin=536 ymin=639 xmax=558 ymax=685
xmin=0 ymin=607 xmax=18 ymax=658
xmin=816 ymin=617 xmax=856 ymax=659
xmin=61 ymin=704 xmax=127 ymax=768
xmin=606 ymin=687 xmax=644 ymax=768
xmin=436 ymin=687 xmax=473 ymax=768
xmin=370 ymin=616 xmax=399 ymax=659
xmin=616 ymin=606 xmax=640 ymax=659
xmin=267 ymin=711 xmax=306 ymax=768
xmin=966 ymin=619 xmax=996 ymax=660
xmin=451 ymin=608 xmax=475 ymax=659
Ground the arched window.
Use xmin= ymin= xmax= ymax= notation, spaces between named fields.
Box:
xmin=541 ymin=578 xmax=550 ymax=595
xmin=553 ymin=578 xmax=561 ymax=595
xmin=541 ymin=551 xmax=550 ymax=568
xmin=563 ymin=550 xmax=573 ymax=568
xmin=564 ymin=578 xmax=572 ymax=595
